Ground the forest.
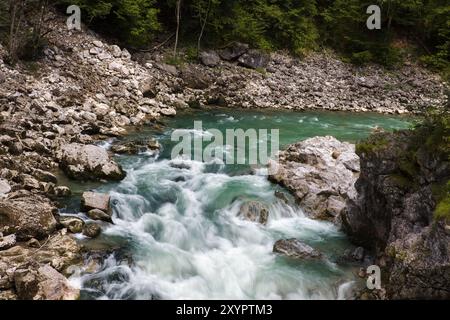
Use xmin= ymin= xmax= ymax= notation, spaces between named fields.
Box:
xmin=0 ymin=0 xmax=449 ymax=79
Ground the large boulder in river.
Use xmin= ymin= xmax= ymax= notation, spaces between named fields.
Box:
xmin=81 ymin=192 xmax=111 ymax=214
xmin=238 ymin=201 xmax=269 ymax=225
xmin=269 ymin=136 xmax=359 ymax=223
xmin=273 ymin=239 xmax=322 ymax=260
xmin=0 ymin=191 xmax=57 ymax=240
xmin=57 ymin=143 xmax=126 ymax=181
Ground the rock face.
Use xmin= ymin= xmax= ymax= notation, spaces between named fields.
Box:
xmin=57 ymin=143 xmax=126 ymax=181
xmin=269 ymin=136 xmax=359 ymax=223
xmin=343 ymin=131 xmax=450 ymax=299
xmin=273 ymin=239 xmax=322 ymax=260
xmin=238 ymin=201 xmax=269 ymax=225
xmin=0 ymin=192 xmax=57 ymax=240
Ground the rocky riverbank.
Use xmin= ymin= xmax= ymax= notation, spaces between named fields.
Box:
xmin=268 ymin=130 xmax=450 ymax=299
xmin=0 ymin=11 xmax=448 ymax=300
xmin=343 ymin=130 xmax=450 ymax=299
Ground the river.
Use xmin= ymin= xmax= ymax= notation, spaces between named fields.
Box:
xmin=61 ymin=108 xmax=412 ymax=300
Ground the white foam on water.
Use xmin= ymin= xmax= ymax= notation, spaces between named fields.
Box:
xmin=73 ymin=136 xmax=359 ymax=300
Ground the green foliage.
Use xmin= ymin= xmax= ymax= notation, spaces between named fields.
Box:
xmin=0 ymin=0 xmax=443 ymax=73
xmin=57 ymin=0 xmax=160 ymax=47
xmin=356 ymin=135 xmax=389 ymax=155
xmin=434 ymin=181 xmax=450 ymax=221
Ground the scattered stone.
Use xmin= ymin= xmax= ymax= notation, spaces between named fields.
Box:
xmin=274 ymin=190 xmax=289 ymax=204
xmin=87 ymin=209 xmax=112 ymax=223
xmin=26 ymin=238 xmax=40 ymax=248
xmin=57 ymin=143 xmax=126 ymax=181
xmin=0 ymin=234 xmax=16 ymax=251
xmin=238 ymin=49 xmax=269 ymax=69
xmin=0 ymin=192 xmax=57 ymax=240
xmin=111 ymin=45 xmax=122 ymax=58
xmin=0 ymin=179 xmax=11 ymax=196
xmin=54 ymin=186 xmax=71 ymax=197
xmin=147 ymin=139 xmax=161 ymax=150
xmin=273 ymin=239 xmax=322 ymax=260
xmin=14 ymin=263 xmax=80 ymax=300
xmin=32 ymin=169 xmax=57 ymax=184
xmin=199 ymin=50 xmax=220 ymax=67
xmin=219 ymin=42 xmax=249 ymax=61
xmin=82 ymin=223 xmax=101 ymax=238
xmin=81 ymin=192 xmax=110 ymax=213
xmin=160 ymin=108 xmax=176 ymax=117
xmin=155 ymin=63 xmax=178 ymax=76
xmin=59 ymin=217 xmax=84 ymax=234
xmin=92 ymin=40 xmax=103 ymax=48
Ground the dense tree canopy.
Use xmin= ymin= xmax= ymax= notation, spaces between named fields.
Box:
xmin=1 ymin=0 xmax=449 ymax=77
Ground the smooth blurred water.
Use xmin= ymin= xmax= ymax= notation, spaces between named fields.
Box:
xmin=66 ymin=108 xmax=412 ymax=300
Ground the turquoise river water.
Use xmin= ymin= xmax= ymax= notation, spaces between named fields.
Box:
xmin=62 ymin=108 xmax=412 ymax=300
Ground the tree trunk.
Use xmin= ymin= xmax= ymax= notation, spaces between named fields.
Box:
xmin=197 ymin=0 xmax=211 ymax=57
xmin=173 ymin=0 xmax=182 ymax=57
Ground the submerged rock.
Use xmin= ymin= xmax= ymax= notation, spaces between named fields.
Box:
xmin=269 ymin=136 xmax=359 ymax=223
xmin=57 ymin=143 xmax=126 ymax=181
xmin=238 ymin=201 xmax=269 ymax=225
xmin=111 ymin=139 xmax=161 ymax=155
xmin=0 ymin=192 xmax=57 ymax=240
xmin=273 ymin=239 xmax=322 ymax=260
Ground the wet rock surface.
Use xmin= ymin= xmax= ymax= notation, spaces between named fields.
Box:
xmin=273 ymin=239 xmax=322 ymax=260
xmin=269 ymin=136 xmax=359 ymax=223
xmin=238 ymin=201 xmax=269 ymax=225
xmin=81 ymin=192 xmax=111 ymax=214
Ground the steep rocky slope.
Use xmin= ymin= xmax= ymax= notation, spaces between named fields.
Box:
xmin=343 ymin=126 xmax=450 ymax=299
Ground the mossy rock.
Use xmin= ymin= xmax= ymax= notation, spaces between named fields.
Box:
xmin=356 ymin=136 xmax=389 ymax=155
